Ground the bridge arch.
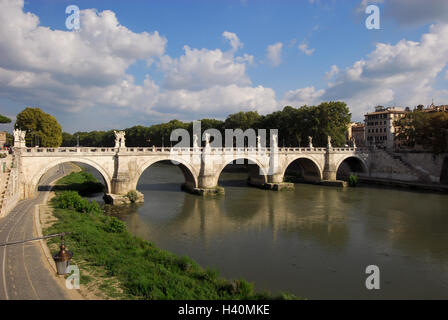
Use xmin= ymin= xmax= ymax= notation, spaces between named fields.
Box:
xmin=30 ymin=158 xmax=112 ymax=194
xmin=335 ymin=155 xmax=369 ymax=180
xmin=213 ymin=155 xmax=268 ymax=187
xmin=134 ymin=157 xmax=199 ymax=191
xmin=282 ymin=156 xmax=323 ymax=183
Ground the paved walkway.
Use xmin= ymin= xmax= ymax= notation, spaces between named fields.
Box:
xmin=0 ymin=163 xmax=78 ymax=300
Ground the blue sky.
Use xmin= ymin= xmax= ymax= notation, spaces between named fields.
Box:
xmin=1 ymin=0 xmax=448 ymax=132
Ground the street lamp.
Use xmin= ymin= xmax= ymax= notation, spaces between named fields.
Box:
xmin=52 ymin=234 xmax=73 ymax=275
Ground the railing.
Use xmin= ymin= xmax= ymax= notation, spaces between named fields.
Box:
xmin=19 ymin=146 xmax=361 ymax=155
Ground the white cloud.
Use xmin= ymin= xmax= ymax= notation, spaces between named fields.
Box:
xmin=266 ymin=42 xmax=283 ymax=67
xmin=0 ymin=0 xmax=166 ymax=114
xmin=298 ymin=41 xmax=315 ymax=56
xmin=157 ymin=85 xmax=277 ymax=117
xmin=324 ymin=65 xmax=339 ymax=80
xmin=282 ymin=86 xmax=324 ymax=107
xmin=0 ymin=1 xmax=277 ymax=123
xmin=159 ymin=33 xmax=253 ymax=91
xmin=295 ymin=23 xmax=448 ymax=119
xmin=222 ymin=31 xmax=243 ymax=52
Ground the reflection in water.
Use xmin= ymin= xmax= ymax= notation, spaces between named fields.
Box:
xmin=87 ymin=162 xmax=448 ymax=299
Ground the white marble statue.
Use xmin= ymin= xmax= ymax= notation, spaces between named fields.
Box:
xmin=114 ymin=130 xmax=126 ymax=148
xmin=204 ymin=133 xmax=210 ymax=149
xmin=13 ymin=129 xmax=26 ymax=148
xmin=272 ymin=134 xmax=278 ymax=149
xmin=327 ymin=136 xmax=332 ymax=149
xmin=308 ymin=136 xmax=313 ymax=148
xmin=257 ymin=136 xmax=261 ymax=150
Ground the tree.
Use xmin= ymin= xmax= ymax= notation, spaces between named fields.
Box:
xmin=395 ymin=111 xmax=448 ymax=154
xmin=15 ymin=107 xmax=62 ymax=147
xmin=0 ymin=114 xmax=11 ymax=124
xmin=224 ymin=111 xmax=261 ymax=131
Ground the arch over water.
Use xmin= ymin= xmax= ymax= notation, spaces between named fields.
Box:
xmin=31 ymin=158 xmax=111 ymax=193
xmin=135 ymin=158 xmax=198 ymax=191
xmin=282 ymin=156 xmax=323 ymax=183
xmin=335 ymin=156 xmax=368 ymax=180
xmin=214 ymin=156 xmax=268 ymax=187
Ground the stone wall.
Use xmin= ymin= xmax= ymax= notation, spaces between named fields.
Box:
xmin=367 ymin=150 xmax=421 ymax=181
xmin=396 ymin=152 xmax=447 ymax=183
xmin=0 ymin=156 xmax=20 ymax=217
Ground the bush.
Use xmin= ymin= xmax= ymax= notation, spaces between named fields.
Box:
xmin=348 ymin=174 xmax=358 ymax=187
xmin=126 ymin=190 xmax=138 ymax=203
xmin=104 ymin=217 xmax=126 ymax=233
xmin=56 ymin=190 xmax=102 ymax=214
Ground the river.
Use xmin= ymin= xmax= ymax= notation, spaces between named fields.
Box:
xmin=83 ymin=162 xmax=448 ymax=299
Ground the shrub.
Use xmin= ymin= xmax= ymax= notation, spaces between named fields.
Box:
xmin=104 ymin=217 xmax=126 ymax=233
xmin=57 ymin=190 xmax=102 ymax=214
xmin=126 ymin=190 xmax=138 ymax=203
xmin=348 ymin=173 xmax=358 ymax=187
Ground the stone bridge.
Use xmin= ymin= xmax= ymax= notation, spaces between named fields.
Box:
xmin=15 ymin=144 xmax=369 ymax=199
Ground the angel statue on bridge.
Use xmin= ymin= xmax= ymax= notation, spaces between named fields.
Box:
xmin=327 ymin=136 xmax=332 ymax=149
xmin=271 ymin=134 xmax=278 ymax=149
xmin=13 ymin=129 xmax=26 ymax=148
xmin=308 ymin=136 xmax=313 ymax=148
xmin=114 ymin=131 xmax=126 ymax=149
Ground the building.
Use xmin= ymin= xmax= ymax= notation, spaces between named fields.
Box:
xmin=364 ymin=106 xmax=409 ymax=150
xmin=422 ymin=103 xmax=448 ymax=113
xmin=0 ymin=132 xmax=7 ymax=148
xmin=347 ymin=122 xmax=365 ymax=147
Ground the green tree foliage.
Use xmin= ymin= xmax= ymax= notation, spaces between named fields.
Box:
xmin=61 ymin=101 xmax=352 ymax=148
xmin=15 ymin=107 xmax=62 ymax=147
xmin=0 ymin=114 xmax=11 ymax=123
xmin=224 ymin=111 xmax=261 ymax=131
xmin=395 ymin=111 xmax=448 ymax=154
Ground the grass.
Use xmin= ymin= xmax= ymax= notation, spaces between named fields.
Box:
xmin=44 ymin=171 xmax=299 ymax=300
xmin=54 ymin=170 xmax=104 ymax=195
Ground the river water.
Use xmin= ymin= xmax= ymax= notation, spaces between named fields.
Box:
xmin=84 ymin=162 xmax=448 ymax=299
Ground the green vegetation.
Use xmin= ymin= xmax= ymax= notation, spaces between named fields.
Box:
xmin=348 ymin=174 xmax=358 ymax=187
xmin=0 ymin=114 xmax=11 ymax=124
xmin=395 ymin=111 xmax=448 ymax=155
xmin=47 ymin=190 xmax=296 ymax=299
xmin=46 ymin=171 xmax=299 ymax=300
xmin=15 ymin=107 xmax=62 ymax=147
xmin=125 ymin=190 xmax=138 ymax=203
xmin=55 ymin=170 xmax=104 ymax=195
xmin=61 ymin=101 xmax=352 ymax=148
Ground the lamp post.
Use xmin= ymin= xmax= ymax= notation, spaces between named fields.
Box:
xmin=53 ymin=234 xmax=73 ymax=275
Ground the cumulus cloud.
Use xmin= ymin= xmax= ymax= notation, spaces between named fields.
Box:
xmin=281 ymin=86 xmax=324 ymax=107
xmin=0 ymin=0 xmax=274 ymax=122
xmin=298 ymin=41 xmax=315 ymax=56
xmin=222 ymin=31 xmax=243 ymax=52
xmin=324 ymin=65 xmax=339 ymax=80
xmin=286 ymin=23 xmax=448 ymax=119
xmin=159 ymin=44 xmax=252 ymax=91
xmin=157 ymin=85 xmax=277 ymax=118
xmin=266 ymin=42 xmax=283 ymax=67
xmin=0 ymin=0 xmax=166 ymax=114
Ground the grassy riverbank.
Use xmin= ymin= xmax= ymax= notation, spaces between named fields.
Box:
xmin=45 ymin=170 xmax=297 ymax=300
